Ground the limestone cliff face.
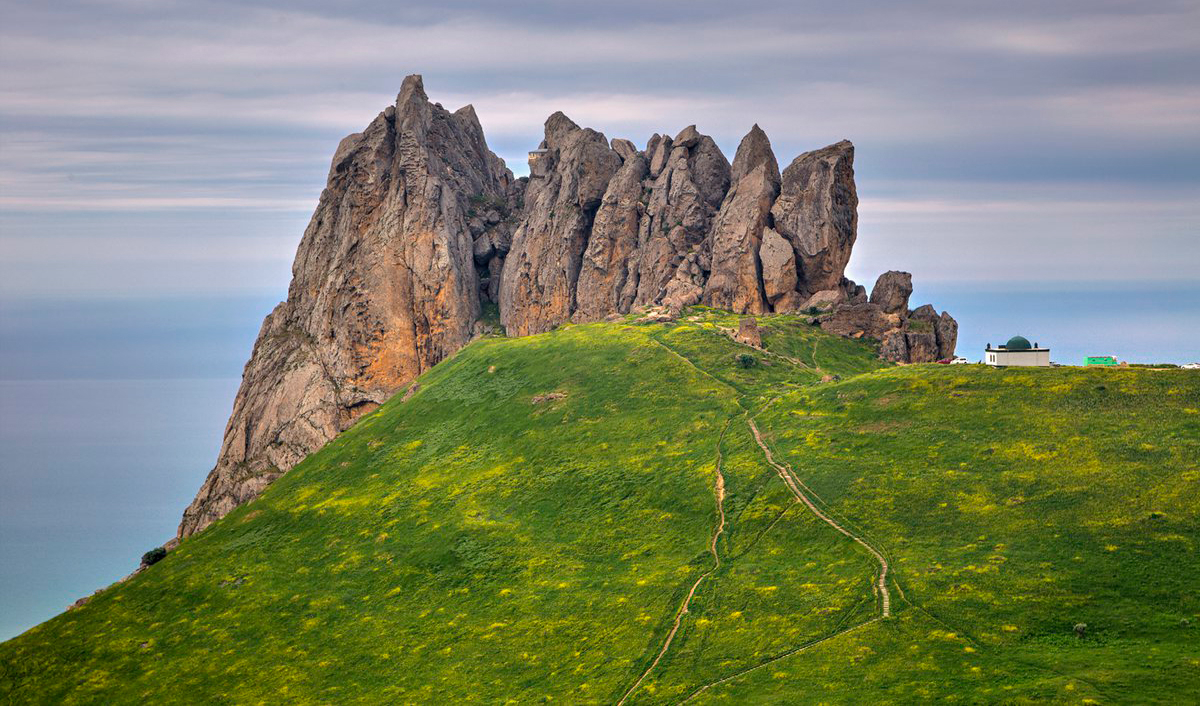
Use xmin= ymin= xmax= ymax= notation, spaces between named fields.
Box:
xmin=180 ymin=76 xmax=957 ymax=537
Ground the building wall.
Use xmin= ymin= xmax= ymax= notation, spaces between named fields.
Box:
xmin=987 ymin=350 xmax=1050 ymax=366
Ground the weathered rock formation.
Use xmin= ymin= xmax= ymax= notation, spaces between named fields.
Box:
xmin=179 ymin=76 xmax=957 ymax=538
xmin=820 ymin=272 xmax=958 ymax=363
xmin=179 ymin=75 xmax=519 ymax=536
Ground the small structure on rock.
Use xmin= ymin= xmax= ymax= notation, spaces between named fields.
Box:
xmin=985 ymin=336 xmax=1050 ymax=367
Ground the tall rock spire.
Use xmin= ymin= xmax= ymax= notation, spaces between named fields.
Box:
xmin=703 ymin=125 xmax=780 ymax=314
xmin=179 ymin=75 xmax=517 ymax=537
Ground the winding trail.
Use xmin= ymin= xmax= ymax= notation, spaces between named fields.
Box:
xmin=616 ymin=422 xmax=731 ymax=706
xmin=747 ymin=418 xmax=891 ymax=618
xmin=678 ymin=617 xmax=882 ymax=703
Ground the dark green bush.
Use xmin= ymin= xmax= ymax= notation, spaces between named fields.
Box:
xmin=141 ymin=547 xmax=167 ymax=567
xmin=736 ymin=354 xmax=757 ymax=369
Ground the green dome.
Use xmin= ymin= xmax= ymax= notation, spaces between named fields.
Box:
xmin=1006 ymin=335 xmax=1032 ymax=350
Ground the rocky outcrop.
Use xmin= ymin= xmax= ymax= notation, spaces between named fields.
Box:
xmin=179 ymin=75 xmax=515 ymax=537
xmin=632 ymin=126 xmax=730 ymax=312
xmin=180 ymin=76 xmax=958 ymax=537
xmin=759 ymin=229 xmax=798 ymax=309
xmin=819 ymin=272 xmax=958 ymax=363
xmin=703 ymin=125 xmax=779 ymax=314
xmin=573 ymin=152 xmax=649 ymax=321
xmin=771 ymin=141 xmax=858 ymax=298
xmin=499 ymin=113 xmax=621 ymax=336
xmin=735 ymin=317 xmax=762 ymax=347
xmin=936 ymin=312 xmax=959 ymax=360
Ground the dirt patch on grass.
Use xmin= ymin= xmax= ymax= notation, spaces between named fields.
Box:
xmin=531 ymin=391 xmax=568 ymax=404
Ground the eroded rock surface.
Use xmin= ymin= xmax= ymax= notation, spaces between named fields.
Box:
xmin=703 ymin=125 xmax=779 ymax=314
xmin=180 ymin=76 xmax=958 ymax=537
xmin=870 ymin=270 xmax=913 ymax=315
xmin=499 ymin=113 xmax=621 ymax=336
xmin=179 ymin=75 xmax=514 ymax=537
xmin=771 ymin=141 xmax=858 ymax=298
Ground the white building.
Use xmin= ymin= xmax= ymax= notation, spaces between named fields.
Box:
xmin=985 ymin=336 xmax=1050 ymax=367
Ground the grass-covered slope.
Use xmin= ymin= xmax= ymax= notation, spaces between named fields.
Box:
xmin=2 ymin=312 xmax=1197 ymax=704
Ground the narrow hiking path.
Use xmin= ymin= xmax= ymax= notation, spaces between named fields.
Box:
xmin=639 ymin=332 xmax=896 ymax=704
xmin=616 ymin=421 xmax=731 ymax=706
xmin=671 ymin=420 xmax=894 ymax=703
xmin=747 ymin=418 xmax=891 ymax=618
xmin=678 ymin=617 xmax=882 ymax=703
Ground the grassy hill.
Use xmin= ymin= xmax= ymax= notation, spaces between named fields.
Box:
xmin=2 ymin=310 xmax=1197 ymax=704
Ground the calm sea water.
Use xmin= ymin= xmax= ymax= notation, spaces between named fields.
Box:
xmin=1 ymin=285 xmax=1196 ymax=640
xmin=0 ymin=378 xmax=239 ymax=640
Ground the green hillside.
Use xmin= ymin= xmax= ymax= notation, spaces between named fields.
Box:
xmin=2 ymin=311 xmax=1197 ymax=704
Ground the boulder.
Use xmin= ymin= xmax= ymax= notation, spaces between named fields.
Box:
xmin=800 ymin=289 xmax=844 ymax=311
xmin=770 ymin=140 xmax=858 ymax=297
xmin=773 ymin=291 xmax=806 ymax=313
xmin=842 ymin=278 xmax=868 ymax=304
xmin=610 ymin=137 xmax=638 ymax=162
xmin=870 ymin=271 xmax=913 ymax=315
xmin=819 ymin=302 xmax=895 ymax=340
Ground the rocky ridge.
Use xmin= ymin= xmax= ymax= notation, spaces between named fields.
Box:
xmin=179 ymin=75 xmax=956 ymax=537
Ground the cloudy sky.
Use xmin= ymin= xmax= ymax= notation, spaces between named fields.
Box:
xmin=1 ymin=0 xmax=1198 ymax=298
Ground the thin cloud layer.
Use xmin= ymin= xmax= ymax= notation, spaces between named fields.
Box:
xmin=1 ymin=0 xmax=1197 ymax=295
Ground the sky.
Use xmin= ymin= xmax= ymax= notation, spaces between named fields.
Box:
xmin=1 ymin=0 xmax=1198 ymax=298
xmin=1 ymin=0 xmax=1199 ymax=639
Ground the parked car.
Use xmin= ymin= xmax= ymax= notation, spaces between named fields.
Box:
xmin=1183 ymin=362 xmax=1200 ymax=370
xmin=949 ymin=356 xmax=969 ymax=364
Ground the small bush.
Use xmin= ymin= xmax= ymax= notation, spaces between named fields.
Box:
xmin=736 ymin=354 xmax=757 ymax=369
xmin=141 ymin=547 xmax=167 ymax=567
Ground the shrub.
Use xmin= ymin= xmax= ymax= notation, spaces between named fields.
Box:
xmin=141 ymin=547 xmax=167 ymax=567
xmin=736 ymin=354 xmax=757 ymax=369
